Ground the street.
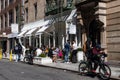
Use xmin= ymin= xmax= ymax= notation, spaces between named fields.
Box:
xmin=0 ymin=59 xmax=108 ymax=80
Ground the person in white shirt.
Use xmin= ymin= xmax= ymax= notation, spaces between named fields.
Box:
xmin=36 ymin=48 xmax=42 ymax=56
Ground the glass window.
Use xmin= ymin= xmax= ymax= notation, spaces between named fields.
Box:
xmin=9 ymin=0 xmax=13 ymax=4
xmin=25 ymin=8 xmax=28 ymax=22
xmin=34 ymin=3 xmax=37 ymax=20
xmin=9 ymin=10 xmax=14 ymax=26
xmin=5 ymin=0 xmax=8 ymax=7
xmin=1 ymin=0 xmax=3 ymax=9
xmin=1 ymin=16 xmax=3 ymax=29
xmin=16 ymin=6 xmax=19 ymax=23
xmin=5 ymin=14 xmax=8 ymax=28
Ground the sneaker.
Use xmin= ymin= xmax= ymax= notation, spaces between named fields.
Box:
xmin=66 ymin=62 xmax=70 ymax=63
xmin=105 ymin=72 xmax=110 ymax=75
xmin=91 ymin=70 xmax=96 ymax=73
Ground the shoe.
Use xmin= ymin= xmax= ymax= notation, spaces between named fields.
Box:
xmin=91 ymin=70 xmax=96 ymax=73
xmin=105 ymin=72 xmax=110 ymax=75
xmin=66 ymin=62 xmax=69 ymax=63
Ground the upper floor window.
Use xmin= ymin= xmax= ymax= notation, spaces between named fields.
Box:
xmin=5 ymin=0 xmax=8 ymax=7
xmin=1 ymin=0 xmax=4 ymax=9
xmin=66 ymin=0 xmax=73 ymax=8
xmin=34 ymin=3 xmax=37 ymax=20
xmin=9 ymin=0 xmax=14 ymax=4
xmin=16 ymin=6 xmax=19 ymax=23
xmin=25 ymin=8 xmax=28 ymax=22
xmin=9 ymin=10 xmax=14 ymax=26
xmin=5 ymin=14 xmax=8 ymax=28
xmin=1 ymin=16 xmax=3 ymax=29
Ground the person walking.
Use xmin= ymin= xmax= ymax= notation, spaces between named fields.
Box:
xmin=14 ymin=43 xmax=22 ymax=62
xmin=64 ymin=40 xmax=70 ymax=63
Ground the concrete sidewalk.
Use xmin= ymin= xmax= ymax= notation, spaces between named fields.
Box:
xmin=33 ymin=59 xmax=120 ymax=80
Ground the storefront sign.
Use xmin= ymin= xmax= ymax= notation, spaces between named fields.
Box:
xmin=69 ymin=23 xmax=76 ymax=34
xmin=11 ymin=24 xmax=19 ymax=33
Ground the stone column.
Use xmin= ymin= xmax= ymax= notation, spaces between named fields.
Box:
xmin=39 ymin=34 xmax=41 ymax=47
xmin=29 ymin=36 xmax=31 ymax=46
xmin=97 ymin=2 xmax=107 ymax=49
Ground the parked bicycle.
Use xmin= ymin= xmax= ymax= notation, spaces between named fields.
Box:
xmin=78 ymin=53 xmax=111 ymax=80
xmin=23 ymin=52 xmax=34 ymax=64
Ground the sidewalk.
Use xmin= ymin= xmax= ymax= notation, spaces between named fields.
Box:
xmin=2 ymin=55 xmax=120 ymax=80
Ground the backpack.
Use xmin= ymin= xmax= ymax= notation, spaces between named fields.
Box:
xmin=18 ymin=44 xmax=22 ymax=51
xmin=82 ymin=42 xmax=86 ymax=53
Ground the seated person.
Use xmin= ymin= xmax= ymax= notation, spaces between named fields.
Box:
xmin=35 ymin=48 xmax=42 ymax=57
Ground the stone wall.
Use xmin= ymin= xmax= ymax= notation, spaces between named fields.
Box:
xmin=106 ymin=0 xmax=120 ymax=60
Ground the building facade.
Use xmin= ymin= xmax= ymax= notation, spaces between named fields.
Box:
xmin=106 ymin=0 xmax=120 ymax=61
xmin=75 ymin=0 xmax=120 ymax=61
xmin=0 ymin=0 xmax=22 ymax=53
xmin=21 ymin=0 xmax=81 ymax=49
xmin=1 ymin=0 xmax=119 ymax=61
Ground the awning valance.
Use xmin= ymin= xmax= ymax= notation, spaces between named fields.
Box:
xmin=8 ymin=33 xmax=18 ymax=38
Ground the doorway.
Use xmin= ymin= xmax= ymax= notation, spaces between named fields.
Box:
xmin=89 ymin=19 xmax=101 ymax=47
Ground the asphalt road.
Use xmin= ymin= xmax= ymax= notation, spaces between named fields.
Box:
xmin=0 ymin=59 xmax=115 ymax=80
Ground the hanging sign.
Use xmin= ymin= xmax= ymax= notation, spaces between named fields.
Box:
xmin=69 ymin=23 xmax=76 ymax=34
xmin=11 ymin=24 xmax=19 ymax=33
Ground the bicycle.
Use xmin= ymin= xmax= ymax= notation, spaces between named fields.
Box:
xmin=78 ymin=53 xmax=111 ymax=80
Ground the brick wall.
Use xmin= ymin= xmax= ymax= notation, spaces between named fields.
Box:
xmin=24 ymin=0 xmax=45 ymax=23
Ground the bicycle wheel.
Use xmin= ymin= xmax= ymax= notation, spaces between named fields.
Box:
xmin=23 ymin=57 xmax=29 ymax=63
xmin=99 ymin=64 xmax=111 ymax=80
xmin=78 ymin=61 xmax=89 ymax=75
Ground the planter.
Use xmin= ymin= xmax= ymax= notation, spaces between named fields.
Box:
xmin=33 ymin=57 xmax=52 ymax=64
xmin=77 ymin=51 xmax=83 ymax=62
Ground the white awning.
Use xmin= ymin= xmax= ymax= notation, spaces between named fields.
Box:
xmin=25 ymin=28 xmax=37 ymax=37
xmin=17 ymin=30 xmax=28 ymax=38
xmin=66 ymin=9 xmax=76 ymax=22
xmin=36 ymin=26 xmax=49 ymax=35
xmin=21 ymin=20 xmax=50 ymax=32
xmin=18 ymin=20 xmax=50 ymax=37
